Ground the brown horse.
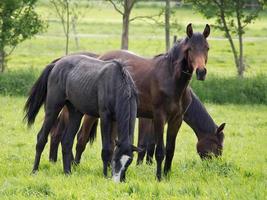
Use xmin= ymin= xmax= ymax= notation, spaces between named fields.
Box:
xmin=96 ymin=23 xmax=211 ymax=180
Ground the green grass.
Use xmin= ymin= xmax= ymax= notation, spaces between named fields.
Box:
xmin=0 ymin=96 xmax=266 ymax=199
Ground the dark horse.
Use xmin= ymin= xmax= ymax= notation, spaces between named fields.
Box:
xmin=95 ymin=24 xmax=214 ymax=180
xmin=24 ymin=55 xmax=140 ymax=182
xmin=137 ymin=89 xmax=225 ymax=164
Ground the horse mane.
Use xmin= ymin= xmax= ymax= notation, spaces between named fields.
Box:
xmin=154 ymin=38 xmax=188 ymax=74
xmin=112 ymin=59 xmax=138 ymax=101
xmin=110 ymin=60 xmax=138 ymax=144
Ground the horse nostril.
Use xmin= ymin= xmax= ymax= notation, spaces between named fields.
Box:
xmin=196 ymin=68 xmax=207 ymax=81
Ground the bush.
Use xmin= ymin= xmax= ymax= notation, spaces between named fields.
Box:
xmin=0 ymin=68 xmax=40 ymax=96
xmin=0 ymin=68 xmax=266 ymax=104
xmin=191 ymin=75 xmax=267 ymax=104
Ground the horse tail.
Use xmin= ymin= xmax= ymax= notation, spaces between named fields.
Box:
xmin=88 ymin=119 xmax=98 ymax=144
xmin=24 ymin=63 xmax=55 ymax=126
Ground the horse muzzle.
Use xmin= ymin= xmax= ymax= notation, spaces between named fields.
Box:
xmin=196 ymin=68 xmax=207 ymax=81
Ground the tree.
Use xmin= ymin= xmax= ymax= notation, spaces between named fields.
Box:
xmin=187 ymin=0 xmax=266 ymax=76
xmin=107 ymin=0 xmax=137 ymax=50
xmin=50 ymin=0 xmax=70 ymax=55
xmin=165 ymin=0 xmax=171 ymax=51
xmin=51 ymin=0 xmax=87 ymax=54
xmin=0 ymin=0 xmax=44 ymax=72
xmin=107 ymin=0 xmax=164 ymax=50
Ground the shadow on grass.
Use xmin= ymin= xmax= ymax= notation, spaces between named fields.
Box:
xmin=0 ymin=68 xmax=266 ymax=104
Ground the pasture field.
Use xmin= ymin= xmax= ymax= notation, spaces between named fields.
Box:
xmin=0 ymin=97 xmax=267 ymax=199
xmin=0 ymin=1 xmax=267 ymax=199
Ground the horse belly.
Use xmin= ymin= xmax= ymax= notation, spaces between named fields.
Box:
xmin=66 ymin=83 xmax=99 ymax=117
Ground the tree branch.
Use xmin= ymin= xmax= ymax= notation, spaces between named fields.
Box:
xmin=107 ymin=0 xmax=124 ymax=15
xmin=129 ymin=8 xmax=164 ymax=22
xmin=51 ymin=0 xmax=67 ymax=36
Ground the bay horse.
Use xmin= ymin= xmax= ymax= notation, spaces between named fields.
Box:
xmin=136 ymin=89 xmax=225 ymax=164
xmin=24 ymin=55 xmax=140 ymax=182
xmin=96 ymin=23 xmax=212 ymax=180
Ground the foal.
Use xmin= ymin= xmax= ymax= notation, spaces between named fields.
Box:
xmin=24 ymin=56 xmax=139 ymax=182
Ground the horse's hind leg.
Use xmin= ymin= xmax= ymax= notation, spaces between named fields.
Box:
xmin=146 ymin=121 xmax=156 ymax=165
xmin=74 ymin=116 xmax=97 ymax=164
xmin=49 ymin=107 xmax=69 ymax=162
xmin=136 ymin=118 xmax=147 ymax=165
xmin=61 ymin=103 xmax=82 ymax=174
xmin=32 ymin=89 xmax=65 ymax=173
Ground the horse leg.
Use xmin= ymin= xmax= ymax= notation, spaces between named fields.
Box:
xmin=153 ymin=110 xmax=166 ymax=181
xmin=164 ymin=117 xmax=182 ymax=175
xmin=49 ymin=107 xmax=68 ymax=162
xmin=74 ymin=116 xmax=97 ymax=164
xmin=136 ymin=118 xmax=147 ymax=165
xmin=32 ymin=89 xmax=65 ymax=173
xmin=146 ymin=120 xmax=156 ymax=165
xmin=100 ymin=113 xmax=113 ymax=177
xmin=61 ymin=104 xmax=82 ymax=174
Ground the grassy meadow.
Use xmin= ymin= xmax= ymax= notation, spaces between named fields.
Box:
xmin=0 ymin=1 xmax=267 ymax=199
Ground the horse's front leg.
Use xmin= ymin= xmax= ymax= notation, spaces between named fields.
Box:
xmin=153 ymin=109 xmax=166 ymax=181
xmin=100 ymin=113 xmax=113 ymax=177
xmin=164 ymin=116 xmax=183 ymax=175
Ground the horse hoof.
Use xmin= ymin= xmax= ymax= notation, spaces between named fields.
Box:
xmin=64 ymin=170 xmax=72 ymax=175
xmin=49 ymin=158 xmax=57 ymax=163
xmin=156 ymin=174 xmax=162 ymax=182
xmin=31 ymin=169 xmax=38 ymax=175
xmin=72 ymin=160 xmax=80 ymax=166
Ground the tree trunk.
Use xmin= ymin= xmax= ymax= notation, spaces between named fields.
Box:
xmin=72 ymin=16 xmax=79 ymax=50
xmin=65 ymin=0 xmax=70 ymax=55
xmin=121 ymin=13 xmax=130 ymax=50
xmin=165 ymin=0 xmax=170 ymax=51
xmin=218 ymin=0 xmax=239 ymax=74
xmin=236 ymin=1 xmax=244 ymax=77
xmin=0 ymin=50 xmax=6 ymax=73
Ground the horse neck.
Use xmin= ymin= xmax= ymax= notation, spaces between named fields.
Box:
xmin=183 ymin=90 xmax=217 ymax=140
xmin=173 ymin=59 xmax=192 ymax=99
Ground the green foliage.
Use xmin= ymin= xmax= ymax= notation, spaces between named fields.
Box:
xmin=0 ymin=68 xmax=40 ymax=96
xmin=0 ymin=0 xmax=45 ymax=71
xmin=191 ymin=75 xmax=267 ymax=104
xmin=0 ymin=69 xmax=266 ymax=104
xmin=185 ymin=0 xmax=265 ymax=76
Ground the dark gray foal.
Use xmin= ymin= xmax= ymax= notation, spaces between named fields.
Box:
xmin=24 ymin=55 xmax=140 ymax=182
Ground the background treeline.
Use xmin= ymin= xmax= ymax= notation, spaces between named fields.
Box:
xmin=0 ymin=0 xmax=266 ymax=104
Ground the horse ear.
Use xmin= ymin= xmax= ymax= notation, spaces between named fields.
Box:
xmin=186 ymin=23 xmax=193 ymax=38
xmin=203 ymin=24 xmax=210 ymax=38
xmin=217 ymin=123 xmax=226 ymax=134
xmin=131 ymin=145 xmax=143 ymax=153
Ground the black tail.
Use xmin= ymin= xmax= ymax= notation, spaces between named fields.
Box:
xmin=88 ymin=120 xmax=98 ymax=144
xmin=24 ymin=63 xmax=55 ymax=126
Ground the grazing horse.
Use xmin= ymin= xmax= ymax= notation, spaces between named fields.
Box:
xmin=95 ymin=23 xmax=211 ymax=180
xmin=136 ymin=89 xmax=225 ymax=164
xmin=24 ymin=55 xmax=140 ymax=182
